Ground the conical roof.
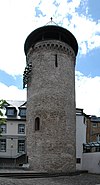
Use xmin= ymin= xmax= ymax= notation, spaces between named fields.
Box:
xmin=24 ymin=20 xmax=78 ymax=56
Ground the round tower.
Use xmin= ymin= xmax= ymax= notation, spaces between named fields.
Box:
xmin=24 ymin=24 xmax=78 ymax=173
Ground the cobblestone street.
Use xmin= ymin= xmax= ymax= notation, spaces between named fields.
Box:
xmin=0 ymin=174 xmax=100 ymax=185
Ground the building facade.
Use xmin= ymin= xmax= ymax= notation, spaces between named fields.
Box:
xmin=0 ymin=101 xmax=26 ymax=167
xmin=86 ymin=116 xmax=100 ymax=143
xmin=24 ymin=24 xmax=78 ymax=172
xmin=76 ymin=108 xmax=87 ymax=170
xmin=82 ymin=115 xmax=100 ymax=174
xmin=83 ymin=115 xmax=100 ymax=153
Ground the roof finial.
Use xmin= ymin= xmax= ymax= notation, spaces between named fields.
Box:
xmin=45 ymin=17 xmax=58 ymax=26
xmin=50 ymin=17 xmax=53 ymax=22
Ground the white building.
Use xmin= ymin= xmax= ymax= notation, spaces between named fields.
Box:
xmin=76 ymin=108 xmax=87 ymax=171
xmin=0 ymin=101 xmax=26 ymax=167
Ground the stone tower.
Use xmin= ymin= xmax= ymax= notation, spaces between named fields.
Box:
xmin=23 ymin=23 xmax=78 ymax=173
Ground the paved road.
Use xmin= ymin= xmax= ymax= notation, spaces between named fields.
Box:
xmin=0 ymin=174 xmax=100 ymax=185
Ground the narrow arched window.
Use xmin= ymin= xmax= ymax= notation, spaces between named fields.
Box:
xmin=35 ymin=117 xmax=40 ymax=131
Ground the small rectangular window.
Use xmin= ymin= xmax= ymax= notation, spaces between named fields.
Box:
xmin=97 ymin=134 xmax=100 ymax=142
xmin=19 ymin=108 xmax=26 ymax=117
xmin=7 ymin=109 xmax=14 ymax=116
xmin=6 ymin=108 xmax=17 ymax=117
xmin=0 ymin=139 xmax=6 ymax=152
xmin=18 ymin=124 xmax=25 ymax=134
xmin=55 ymin=54 xmax=58 ymax=67
xmin=92 ymin=122 xmax=97 ymax=127
xmin=18 ymin=140 xmax=25 ymax=153
xmin=0 ymin=124 xmax=6 ymax=133
xmin=76 ymin=158 xmax=81 ymax=164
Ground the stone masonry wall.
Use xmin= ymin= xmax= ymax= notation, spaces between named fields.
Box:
xmin=26 ymin=40 xmax=76 ymax=173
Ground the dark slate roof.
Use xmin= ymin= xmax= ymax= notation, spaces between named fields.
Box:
xmin=0 ymin=100 xmax=26 ymax=119
xmin=24 ymin=25 xmax=78 ymax=56
xmin=91 ymin=116 xmax=100 ymax=122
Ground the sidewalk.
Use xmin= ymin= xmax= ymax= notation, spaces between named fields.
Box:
xmin=0 ymin=173 xmax=100 ymax=185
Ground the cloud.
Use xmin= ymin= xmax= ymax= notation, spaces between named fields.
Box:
xmin=0 ymin=0 xmax=100 ymax=76
xmin=0 ymin=70 xmax=100 ymax=116
xmin=0 ymin=82 xmax=26 ymax=101
xmin=75 ymin=71 xmax=100 ymax=116
xmin=34 ymin=0 xmax=100 ymax=55
xmin=70 ymin=15 xmax=100 ymax=54
xmin=0 ymin=0 xmax=35 ymax=76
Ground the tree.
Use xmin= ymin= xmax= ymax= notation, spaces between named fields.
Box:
xmin=0 ymin=99 xmax=7 ymax=135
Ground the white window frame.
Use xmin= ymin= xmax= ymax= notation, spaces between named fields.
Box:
xmin=0 ymin=124 xmax=6 ymax=133
xmin=18 ymin=124 xmax=25 ymax=134
xmin=18 ymin=140 xmax=25 ymax=153
xmin=0 ymin=139 xmax=6 ymax=152
xmin=97 ymin=134 xmax=100 ymax=142
xmin=20 ymin=109 xmax=26 ymax=117
xmin=7 ymin=109 xmax=14 ymax=116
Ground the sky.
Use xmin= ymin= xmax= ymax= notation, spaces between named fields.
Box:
xmin=0 ymin=0 xmax=100 ymax=116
